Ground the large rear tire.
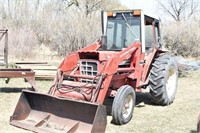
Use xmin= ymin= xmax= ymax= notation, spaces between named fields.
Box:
xmin=149 ymin=54 xmax=178 ymax=105
xmin=112 ymin=85 xmax=136 ymax=125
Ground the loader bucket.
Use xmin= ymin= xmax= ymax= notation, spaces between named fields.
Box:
xmin=10 ymin=90 xmax=107 ymax=133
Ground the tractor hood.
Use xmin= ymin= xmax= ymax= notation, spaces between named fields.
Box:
xmin=78 ymin=51 xmax=118 ymax=61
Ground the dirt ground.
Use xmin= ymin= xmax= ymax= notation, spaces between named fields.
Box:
xmin=0 ymin=70 xmax=200 ymax=133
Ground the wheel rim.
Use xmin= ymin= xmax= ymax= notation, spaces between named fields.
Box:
xmin=166 ymin=66 xmax=177 ymax=98
xmin=122 ymin=94 xmax=133 ymax=119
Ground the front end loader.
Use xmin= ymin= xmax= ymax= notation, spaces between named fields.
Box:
xmin=10 ymin=10 xmax=178 ymax=133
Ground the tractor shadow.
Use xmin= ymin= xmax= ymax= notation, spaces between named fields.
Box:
xmin=0 ymin=87 xmax=33 ymax=93
xmin=135 ymin=92 xmax=154 ymax=107
xmin=190 ymin=130 xmax=198 ymax=133
xmin=104 ymin=92 xmax=154 ymax=116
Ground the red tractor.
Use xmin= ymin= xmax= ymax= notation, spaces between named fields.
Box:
xmin=10 ymin=10 xmax=178 ymax=133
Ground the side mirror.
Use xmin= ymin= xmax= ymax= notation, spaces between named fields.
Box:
xmin=101 ymin=35 xmax=107 ymax=50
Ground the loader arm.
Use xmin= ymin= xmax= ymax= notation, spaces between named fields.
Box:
xmin=97 ymin=42 xmax=141 ymax=104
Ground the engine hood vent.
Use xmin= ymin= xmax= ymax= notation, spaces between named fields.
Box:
xmin=78 ymin=51 xmax=99 ymax=60
xmin=78 ymin=51 xmax=117 ymax=61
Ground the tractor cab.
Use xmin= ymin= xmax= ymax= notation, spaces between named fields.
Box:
xmin=101 ymin=10 xmax=161 ymax=54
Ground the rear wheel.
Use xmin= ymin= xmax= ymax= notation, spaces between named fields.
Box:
xmin=149 ymin=54 xmax=178 ymax=105
xmin=112 ymin=85 xmax=136 ymax=125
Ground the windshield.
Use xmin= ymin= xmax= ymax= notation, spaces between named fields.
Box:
xmin=106 ymin=13 xmax=141 ymax=50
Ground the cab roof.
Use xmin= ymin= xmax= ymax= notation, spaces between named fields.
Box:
xmin=105 ymin=9 xmax=160 ymax=21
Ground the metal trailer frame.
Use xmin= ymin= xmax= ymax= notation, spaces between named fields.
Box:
xmin=0 ymin=68 xmax=36 ymax=90
xmin=0 ymin=29 xmax=8 ymax=68
xmin=15 ymin=62 xmax=57 ymax=80
xmin=0 ymin=30 xmax=36 ymax=90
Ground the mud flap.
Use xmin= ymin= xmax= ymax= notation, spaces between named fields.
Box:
xmin=10 ymin=90 xmax=107 ymax=133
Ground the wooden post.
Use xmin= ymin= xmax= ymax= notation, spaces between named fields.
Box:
xmin=4 ymin=29 xmax=8 ymax=68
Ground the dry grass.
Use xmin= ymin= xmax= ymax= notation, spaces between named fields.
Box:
xmin=0 ymin=70 xmax=200 ymax=133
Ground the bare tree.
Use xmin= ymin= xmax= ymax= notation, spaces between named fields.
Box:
xmin=73 ymin=0 xmax=108 ymax=17
xmin=7 ymin=0 xmax=11 ymax=18
xmin=73 ymin=0 xmax=125 ymax=17
xmin=158 ymin=0 xmax=199 ymax=21
xmin=0 ymin=0 xmax=125 ymax=58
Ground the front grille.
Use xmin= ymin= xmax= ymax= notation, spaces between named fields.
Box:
xmin=80 ymin=60 xmax=98 ymax=83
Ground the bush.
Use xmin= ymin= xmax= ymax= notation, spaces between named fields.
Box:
xmin=163 ymin=20 xmax=200 ymax=58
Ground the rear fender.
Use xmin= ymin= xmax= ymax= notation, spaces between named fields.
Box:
xmin=141 ymin=49 xmax=166 ymax=85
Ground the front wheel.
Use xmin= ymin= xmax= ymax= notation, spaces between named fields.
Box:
xmin=112 ymin=85 xmax=136 ymax=125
